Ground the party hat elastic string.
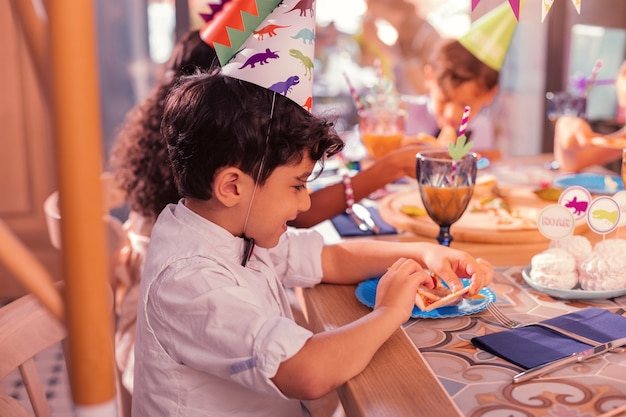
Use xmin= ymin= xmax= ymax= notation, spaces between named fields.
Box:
xmin=241 ymin=91 xmax=277 ymax=266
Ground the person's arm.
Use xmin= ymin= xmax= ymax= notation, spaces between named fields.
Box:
xmin=288 ymin=145 xmax=423 ymax=228
xmin=553 ymin=116 xmax=623 ymax=172
xmin=272 ymin=257 xmax=430 ymax=399
xmin=319 ymin=239 xmax=493 ymax=295
xmin=271 ymin=241 xmax=493 ymax=399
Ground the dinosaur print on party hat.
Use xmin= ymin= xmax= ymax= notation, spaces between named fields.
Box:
xmin=200 ymin=0 xmax=316 ymax=111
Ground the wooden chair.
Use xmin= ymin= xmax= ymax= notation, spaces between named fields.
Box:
xmin=0 ymin=290 xmax=67 ymax=417
xmin=43 ymin=172 xmax=127 ymax=255
xmin=42 ymin=173 xmax=131 ymax=417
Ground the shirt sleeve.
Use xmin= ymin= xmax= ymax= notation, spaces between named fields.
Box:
xmin=269 ymin=228 xmax=324 ymax=289
xmin=145 ymin=259 xmax=314 ymax=398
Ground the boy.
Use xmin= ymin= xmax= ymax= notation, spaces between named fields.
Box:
xmin=132 ymin=70 xmax=493 ymax=416
xmin=404 ymin=38 xmax=500 ymax=151
xmin=404 ymin=2 xmax=519 ymax=151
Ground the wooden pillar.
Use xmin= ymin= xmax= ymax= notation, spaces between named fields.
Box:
xmin=48 ymin=0 xmax=117 ymax=415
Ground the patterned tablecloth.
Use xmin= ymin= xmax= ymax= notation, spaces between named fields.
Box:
xmin=403 ymin=266 xmax=626 ymax=417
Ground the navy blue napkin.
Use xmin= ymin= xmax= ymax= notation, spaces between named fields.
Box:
xmin=331 ymin=206 xmax=396 ymax=237
xmin=471 ymin=308 xmax=626 ymax=369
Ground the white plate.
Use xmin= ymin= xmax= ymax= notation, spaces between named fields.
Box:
xmin=522 ymin=265 xmax=626 ymax=300
xmin=355 ymin=277 xmax=496 ymax=319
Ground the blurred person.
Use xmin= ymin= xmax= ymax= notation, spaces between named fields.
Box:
xmin=403 ymin=37 xmax=500 ymax=151
xmin=402 ymin=2 xmax=520 ymax=152
xmin=553 ymin=60 xmax=626 ymax=173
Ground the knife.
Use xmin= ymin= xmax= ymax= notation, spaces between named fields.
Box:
xmin=512 ymin=336 xmax=626 ymax=384
xmin=352 ymin=203 xmax=381 ymax=234
xmin=347 ymin=207 xmax=369 ymax=232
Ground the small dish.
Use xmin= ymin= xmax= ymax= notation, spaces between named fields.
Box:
xmin=553 ymin=173 xmax=623 ymax=195
xmin=355 ymin=277 xmax=496 ymax=319
xmin=522 ymin=265 xmax=626 ymax=300
xmin=477 ymin=157 xmax=490 ymax=170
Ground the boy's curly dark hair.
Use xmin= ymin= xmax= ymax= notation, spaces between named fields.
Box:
xmin=108 ymin=30 xmax=218 ymax=218
xmin=162 ymin=71 xmax=344 ymax=201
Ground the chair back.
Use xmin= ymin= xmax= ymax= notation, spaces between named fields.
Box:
xmin=44 ymin=171 xmax=126 ymax=251
xmin=0 ymin=292 xmax=66 ymax=417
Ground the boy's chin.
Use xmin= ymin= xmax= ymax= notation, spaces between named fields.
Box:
xmin=254 ymin=235 xmax=283 ymax=249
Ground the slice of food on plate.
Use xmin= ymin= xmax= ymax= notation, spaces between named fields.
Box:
xmin=415 ymin=273 xmax=470 ymax=312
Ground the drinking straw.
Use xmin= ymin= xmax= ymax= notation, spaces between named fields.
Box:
xmin=458 ymin=106 xmax=471 ymax=139
xmin=583 ymin=59 xmax=603 ymax=98
xmin=449 ymin=106 xmax=473 ymax=185
xmin=343 ymin=72 xmax=366 ymax=114
xmin=570 ymin=74 xmax=615 ymax=96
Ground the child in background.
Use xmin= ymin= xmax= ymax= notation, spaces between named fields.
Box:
xmin=553 ymin=59 xmax=626 ymax=172
xmin=131 ymin=70 xmax=493 ymax=416
xmin=403 ymin=2 xmax=519 ymax=152
xmin=404 ymin=37 xmax=500 ymax=150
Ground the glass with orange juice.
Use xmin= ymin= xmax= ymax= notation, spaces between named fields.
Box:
xmin=359 ymin=108 xmax=405 ymax=159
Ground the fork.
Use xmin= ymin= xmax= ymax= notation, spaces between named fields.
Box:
xmin=485 ymin=302 xmax=601 ymax=346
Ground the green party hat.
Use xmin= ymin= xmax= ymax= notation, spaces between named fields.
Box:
xmin=459 ymin=0 xmax=525 ymax=71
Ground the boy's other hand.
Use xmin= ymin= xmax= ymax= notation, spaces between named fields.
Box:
xmin=374 ymin=258 xmax=434 ymax=323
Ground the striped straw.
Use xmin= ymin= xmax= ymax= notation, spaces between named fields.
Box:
xmin=343 ymin=72 xmax=365 ymax=114
xmin=583 ymin=59 xmax=603 ymax=98
xmin=458 ymin=106 xmax=471 ymax=138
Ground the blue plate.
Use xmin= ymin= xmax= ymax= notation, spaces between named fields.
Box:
xmin=477 ymin=157 xmax=490 ymax=170
xmin=553 ymin=173 xmax=623 ymax=195
xmin=355 ymin=277 xmax=496 ymax=319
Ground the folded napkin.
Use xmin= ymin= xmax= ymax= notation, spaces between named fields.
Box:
xmin=471 ymin=308 xmax=626 ymax=369
xmin=331 ymin=206 xmax=396 ymax=237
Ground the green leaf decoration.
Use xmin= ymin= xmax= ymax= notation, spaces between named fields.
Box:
xmin=448 ymin=135 xmax=473 ymax=161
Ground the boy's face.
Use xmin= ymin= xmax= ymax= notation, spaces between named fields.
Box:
xmin=246 ymin=156 xmax=315 ymax=248
xmin=426 ymin=76 xmax=497 ymax=132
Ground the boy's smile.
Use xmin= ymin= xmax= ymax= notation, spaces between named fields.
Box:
xmin=246 ymin=156 xmax=316 ymax=248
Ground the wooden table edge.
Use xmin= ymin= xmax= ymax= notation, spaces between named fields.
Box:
xmin=302 ymin=283 xmax=461 ymax=417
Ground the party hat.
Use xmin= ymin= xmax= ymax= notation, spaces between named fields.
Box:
xmin=199 ymin=0 xmax=316 ymax=111
xmin=459 ymin=0 xmax=525 ymax=71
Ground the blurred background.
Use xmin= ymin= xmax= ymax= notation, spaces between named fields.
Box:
xmin=1 ymin=0 xmax=625 ymax=296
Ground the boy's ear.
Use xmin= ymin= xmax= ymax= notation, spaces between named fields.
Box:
xmin=213 ymin=167 xmax=246 ymax=207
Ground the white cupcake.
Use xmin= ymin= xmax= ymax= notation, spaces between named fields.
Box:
xmin=555 ymin=235 xmax=592 ymax=265
xmin=592 ymin=238 xmax=626 ymax=255
xmin=530 ymin=248 xmax=578 ymax=290
xmin=578 ymin=239 xmax=626 ymax=291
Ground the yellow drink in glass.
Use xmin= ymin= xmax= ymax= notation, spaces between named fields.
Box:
xmin=361 ymin=132 xmax=404 ymax=159
xmin=359 ymin=109 xmax=405 ymax=159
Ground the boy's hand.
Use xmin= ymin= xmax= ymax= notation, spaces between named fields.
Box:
xmin=418 ymin=246 xmax=493 ymax=296
xmin=374 ymin=258 xmax=434 ymax=323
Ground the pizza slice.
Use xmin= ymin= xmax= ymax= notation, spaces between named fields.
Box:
xmin=415 ymin=273 xmax=470 ymax=312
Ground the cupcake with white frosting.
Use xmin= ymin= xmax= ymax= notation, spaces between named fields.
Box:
xmin=530 ymin=248 xmax=578 ymax=290
xmin=578 ymin=239 xmax=626 ymax=291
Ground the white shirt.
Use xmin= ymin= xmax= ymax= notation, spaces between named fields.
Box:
xmin=132 ymin=201 xmax=324 ymax=417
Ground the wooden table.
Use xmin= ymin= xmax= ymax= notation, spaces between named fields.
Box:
xmin=303 ymin=154 xmax=623 ymax=417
